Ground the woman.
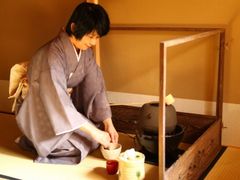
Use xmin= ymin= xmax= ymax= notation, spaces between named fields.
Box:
xmin=16 ymin=2 xmax=118 ymax=164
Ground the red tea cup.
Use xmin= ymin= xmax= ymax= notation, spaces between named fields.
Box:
xmin=106 ymin=160 xmax=118 ymax=175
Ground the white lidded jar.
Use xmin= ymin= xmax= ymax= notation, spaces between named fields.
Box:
xmin=118 ymin=151 xmax=145 ymax=180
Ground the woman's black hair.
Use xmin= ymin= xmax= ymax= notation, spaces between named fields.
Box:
xmin=66 ymin=2 xmax=110 ymax=39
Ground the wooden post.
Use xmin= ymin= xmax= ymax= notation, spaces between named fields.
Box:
xmin=159 ymin=43 xmax=166 ymax=179
xmin=86 ymin=0 xmax=98 ymax=4
xmin=86 ymin=0 xmax=101 ymax=66
xmin=216 ymin=31 xmax=225 ymax=121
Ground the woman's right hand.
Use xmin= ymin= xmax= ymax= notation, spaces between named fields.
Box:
xmin=93 ymin=129 xmax=111 ymax=148
xmin=79 ymin=123 xmax=111 ymax=148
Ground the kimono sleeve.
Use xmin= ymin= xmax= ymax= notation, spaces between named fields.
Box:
xmin=38 ymin=58 xmax=89 ymax=136
xmin=79 ymin=50 xmax=112 ymax=122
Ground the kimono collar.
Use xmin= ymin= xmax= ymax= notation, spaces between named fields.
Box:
xmin=58 ymin=30 xmax=85 ymax=73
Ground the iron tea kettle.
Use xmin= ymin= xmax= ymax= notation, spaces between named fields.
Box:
xmin=138 ymin=102 xmax=177 ymax=134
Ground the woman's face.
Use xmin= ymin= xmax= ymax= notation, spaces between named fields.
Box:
xmin=71 ymin=31 xmax=100 ymax=50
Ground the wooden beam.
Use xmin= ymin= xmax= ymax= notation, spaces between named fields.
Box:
xmin=111 ymin=24 xmax=226 ymax=32
xmin=162 ymin=30 xmax=223 ymax=47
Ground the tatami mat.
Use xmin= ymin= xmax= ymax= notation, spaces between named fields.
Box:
xmin=0 ymin=113 xmax=158 ymax=180
xmin=205 ymin=147 xmax=240 ymax=180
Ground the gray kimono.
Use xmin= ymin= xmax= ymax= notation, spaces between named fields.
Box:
xmin=16 ymin=31 xmax=111 ymax=164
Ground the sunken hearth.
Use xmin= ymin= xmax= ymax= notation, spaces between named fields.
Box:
xmin=110 ymin=105 xmax=216 ymax=167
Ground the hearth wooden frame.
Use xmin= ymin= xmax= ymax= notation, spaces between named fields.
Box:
xmin=110 ymin=24 xmax=226 ymax=180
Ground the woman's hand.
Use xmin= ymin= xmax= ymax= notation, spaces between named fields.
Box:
xmin=93 ymin=128 xmax=111 ymax=148
xmin=103 ymin=118 xmax=119 ymax=143
xmin=79 ymin=123 xmax=111 ymax=148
